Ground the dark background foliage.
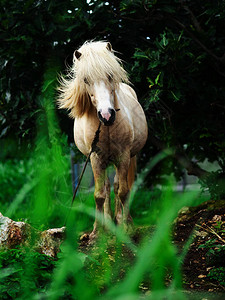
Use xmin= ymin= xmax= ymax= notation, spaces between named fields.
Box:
xmin=1 ymin=0 xmax=225 ymax=189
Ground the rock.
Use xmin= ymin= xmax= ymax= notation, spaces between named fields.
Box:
xmin=37 ymin=227 xmax=65 ymax=257
xmin=0 ymin=212 xmax=65 ymax=258
xmin=0 ymin=214 xmax=31 ymax=248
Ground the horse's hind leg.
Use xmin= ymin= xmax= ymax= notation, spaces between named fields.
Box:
xmin=114 ymin=171 xmax=122 ymax=224
xmin=104 ymin=177 xmax=112 ymax=223
xmin=115 ymin=151 xmax=131 ymax=226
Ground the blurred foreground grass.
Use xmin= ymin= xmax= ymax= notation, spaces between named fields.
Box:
xmin=0 ymin=156 xmax=209 ymax=300
xmin=0 ymin=127 xmax=209 ymax=300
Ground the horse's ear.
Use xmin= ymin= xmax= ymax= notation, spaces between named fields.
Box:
xmin=106 ymin=42 xmax=112 ymax=52
xmin=74 ymin=50 xmax=82 ymax=60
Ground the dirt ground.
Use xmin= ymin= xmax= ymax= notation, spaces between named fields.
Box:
xmin=174 ymin=199 xmax=225 ymax=293
xmin=79 ymin=199 xmax=225 ymax=297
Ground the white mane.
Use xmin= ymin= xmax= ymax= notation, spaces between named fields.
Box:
xmin=57 ymin=41 xmax=129 ymax=118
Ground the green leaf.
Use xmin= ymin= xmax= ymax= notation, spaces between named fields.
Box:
xmin=155 ymin=72 xmax=161 ymax=85
xmin=42 ymin=79 xmax=55 ymax=92
xmin=170 ymin=90 xmax=180 ymax=101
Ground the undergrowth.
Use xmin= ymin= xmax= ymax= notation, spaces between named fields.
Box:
xmin=0 ymin=248 xmax=55 ymax=299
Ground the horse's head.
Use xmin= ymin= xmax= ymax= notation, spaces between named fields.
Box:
xmin=83 ymin=75 xmax=116 ymax=126
xmin=68 ymin=41 xmax=129 ymax=124
xmin=73 ymin=42 xmax=119 ymax=126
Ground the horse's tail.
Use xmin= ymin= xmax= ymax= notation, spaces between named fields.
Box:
xmin=128 ymin=156 xmax=136 ymax=189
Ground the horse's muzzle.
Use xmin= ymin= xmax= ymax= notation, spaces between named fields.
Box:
xmin=98 ymin=108 xmax=116 ymax=126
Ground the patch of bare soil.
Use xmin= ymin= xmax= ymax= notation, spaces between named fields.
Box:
xmin=78 ymin=200 xmax=225 ymax=294
xmin=174 ymin=199 xmax=225 ymax=293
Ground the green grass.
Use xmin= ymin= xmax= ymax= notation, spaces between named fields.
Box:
xmin=0 ymin=63 xmax=211 ymax=299
xmin=0 ymin=154 xmax=205 ymax=299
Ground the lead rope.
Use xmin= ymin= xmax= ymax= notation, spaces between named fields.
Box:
xmin=64 ymin=107 xmax=120 ymax=226
xmin=64 ymin=121 xmax=102 ymax=226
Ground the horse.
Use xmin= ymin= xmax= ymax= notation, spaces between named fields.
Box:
xmin=58 ymin=41 xmax=148 ymax=239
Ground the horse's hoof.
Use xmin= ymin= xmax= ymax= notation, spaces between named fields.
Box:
xmin=80 ymin=233 xmax=90 ymax=242
xmin=88 ymin=230 xmax=99 ymax=244
xmin=124 ymin=222 xmax=134 ymax=235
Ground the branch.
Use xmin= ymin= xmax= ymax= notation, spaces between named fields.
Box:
xmin=179 ymin=0 xmax=203 ymax=33
xmin=170 ymin=16 xmax=225 ymax=66
xmin=149 ymin=135 xmax=209 ymax=178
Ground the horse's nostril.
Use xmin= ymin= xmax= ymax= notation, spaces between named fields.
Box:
xmin=98 ymin=108 xmax=116 ymax=126
xmin=97 ymin=110 xmax=102 ymax=119
xmin=108 ymin=108 xmax=115 ymax=120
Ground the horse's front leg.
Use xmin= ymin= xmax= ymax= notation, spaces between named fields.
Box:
xmin=90 ymin=153 xmax=108 ymax=239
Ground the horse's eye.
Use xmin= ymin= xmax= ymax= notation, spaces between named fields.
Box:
xmin=108 ymin=74 xmax=113 ymax=82
xmin=84 ymin=78 xmax=89 ymax=85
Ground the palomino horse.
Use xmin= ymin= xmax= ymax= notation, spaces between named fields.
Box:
xmin=58 ymin=41 xmax=147 ymax=238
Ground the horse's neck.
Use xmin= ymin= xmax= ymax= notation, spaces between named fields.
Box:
xmin=114 ymin=85 xmax=122 ymax=109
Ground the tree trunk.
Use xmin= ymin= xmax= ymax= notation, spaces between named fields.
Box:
xmin=149 ymin=135 xmax=210 ymax=179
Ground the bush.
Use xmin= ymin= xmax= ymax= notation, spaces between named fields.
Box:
xmin=0 ymin=248 xmax=55 ymax=299
xmin=208 ymin=267 xmax=225 ymax=287
xmin=0 ymin=159 xmax=34 ymax=205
